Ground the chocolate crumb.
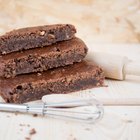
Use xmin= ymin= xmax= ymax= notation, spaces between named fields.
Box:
xmin=6 ymin=115 xmax=10 ymax=118
xmin=30 ymin=128 xmax=36 ymax=135
xmin=24 ymin=128 xmax=36 ymax=140
xmin=25 ymin=137 xmax=30 ymax=140
xmin=20 ymin=128 xmax=23 ymax=131
xmin=33 ymin=114 xmax=38 ymax=117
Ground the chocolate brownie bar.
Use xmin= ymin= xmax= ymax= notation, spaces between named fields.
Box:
xmin=0 ymin=24 xmax=76 ymax=55
xmin=0 ymin=61 xmax=105 ymax=103
xmin=0 ymin=37 xmax=87 ymax=78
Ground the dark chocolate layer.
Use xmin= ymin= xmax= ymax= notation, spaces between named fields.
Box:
xmin=0 ymin=24 xmax=76 ymax=54
xmin=0 ymin=61 xmax=105 ymax=103
xmin=0 ymin=37 xmax=87 ymax=78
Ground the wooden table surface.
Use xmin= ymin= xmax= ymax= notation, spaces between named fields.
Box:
xmin=0 ymin=44 xmax=140 ymax=140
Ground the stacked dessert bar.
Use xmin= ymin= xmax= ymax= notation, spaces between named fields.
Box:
xmin=0 ymin=24 xmax=104 ymax=103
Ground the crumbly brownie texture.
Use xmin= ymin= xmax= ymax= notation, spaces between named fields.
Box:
xmin=0 ymin=24 xmax=76 ymax=55
xmin=0 ymin=37 xmax=87 ymax=78
xmin=0 ymin=61 xmax=104 ymax=103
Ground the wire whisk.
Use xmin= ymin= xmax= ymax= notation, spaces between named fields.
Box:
xmin=0 ymin=98 xmax=103 ymax=123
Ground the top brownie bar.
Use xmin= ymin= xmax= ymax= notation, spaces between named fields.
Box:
xmin=0 ymin=24 xmax=76 ymax=55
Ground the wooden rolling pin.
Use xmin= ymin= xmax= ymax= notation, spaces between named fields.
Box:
xmin=42 ymin=94 xmax=140 ymax=106
xmin=86 ymin=52 xmax=140 ymax=80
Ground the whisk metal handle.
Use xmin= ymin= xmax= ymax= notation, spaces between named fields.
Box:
xmin=0 ymin=103 xmax=27 ymax=112
xmin=0 ymin=103 xmax=45 ymax=114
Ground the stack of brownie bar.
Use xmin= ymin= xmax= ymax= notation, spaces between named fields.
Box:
xmin=0 ymin=24 xmax=104 ymax=103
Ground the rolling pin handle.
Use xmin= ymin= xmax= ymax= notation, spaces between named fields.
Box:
xmin=124 ymin=61 xmax=140 ymax=76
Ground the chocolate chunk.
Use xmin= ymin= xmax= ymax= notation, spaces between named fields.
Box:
xmin=0 ymin=24 xmax=76 ymax=54
xmin=0 ymin=61 xmax=105 ymax=103
xmin=0 ymin=37 xmax=87 ymax=78
xmin=33 ymin=114 xmax=38 ymax=117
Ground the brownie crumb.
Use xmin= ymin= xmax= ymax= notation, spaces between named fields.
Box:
xmin=25 ymin=137 xmax=30 ymax=140
xmin=30 ymin=128 xmax=36 ymax=135
xmin=6 ymin=115 xmax=10 ymax=118
xmin=24 ymin=128 xmax=37 ymax=140
xmin=33 ymin=114 xmax=38 ymax=117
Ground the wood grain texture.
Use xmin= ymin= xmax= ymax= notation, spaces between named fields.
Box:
xmin=0 ymin=106 xmax=140 ymax=140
